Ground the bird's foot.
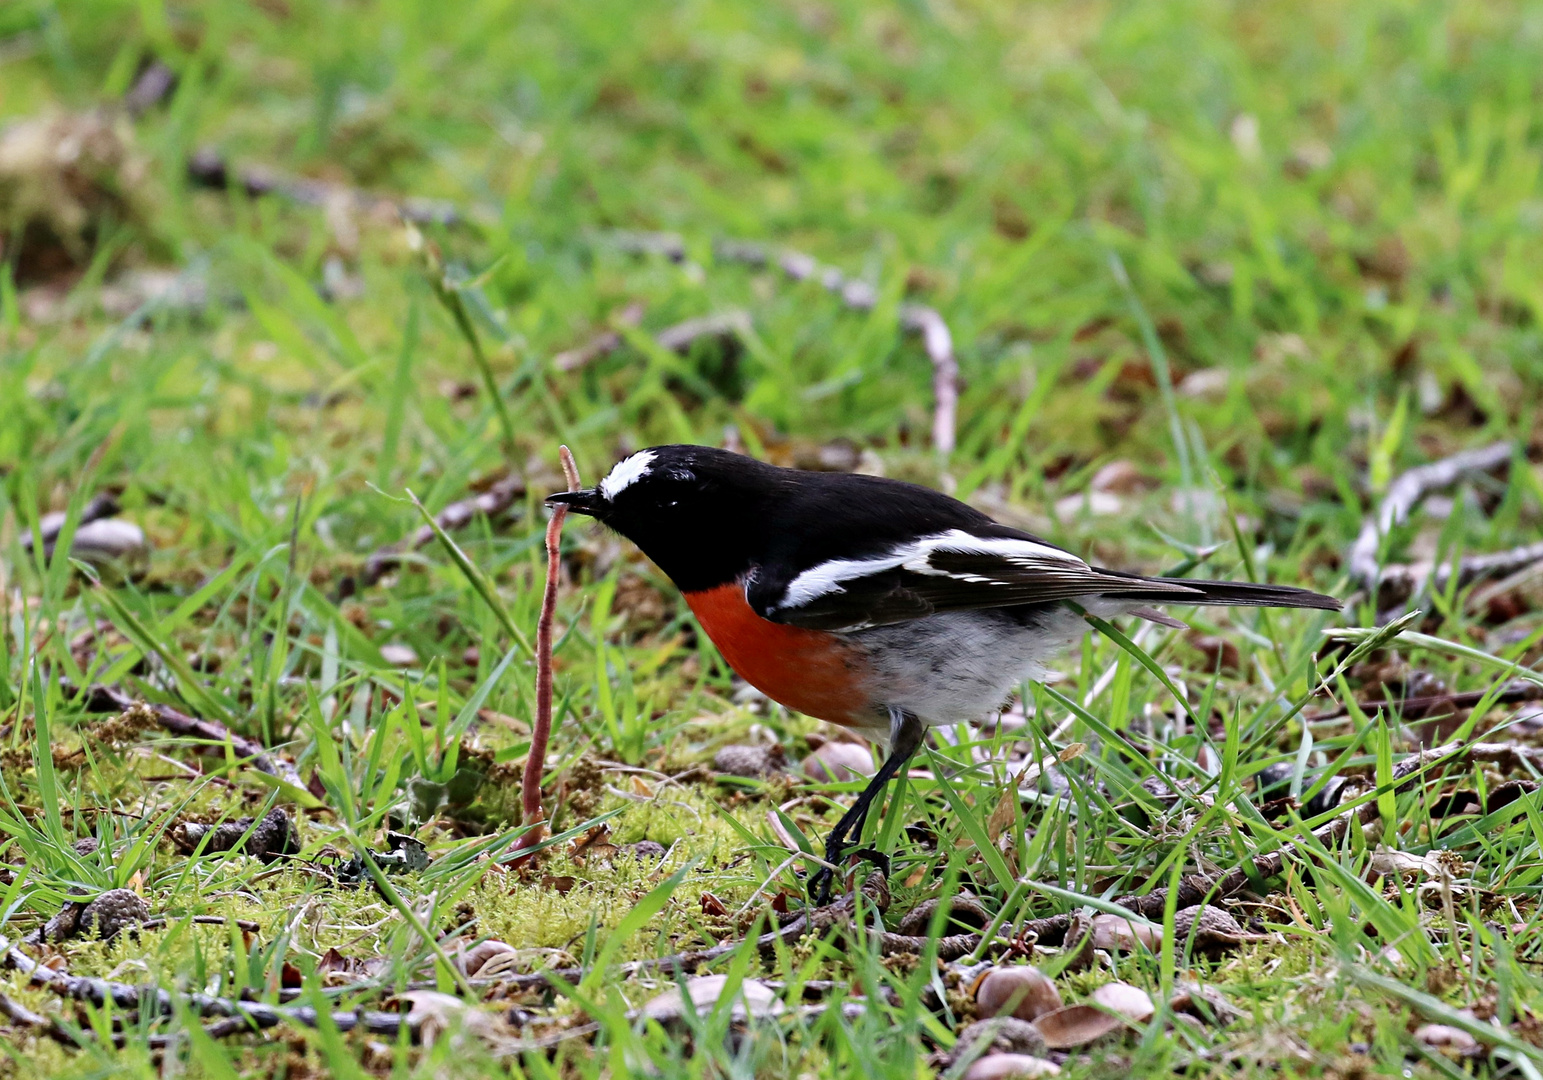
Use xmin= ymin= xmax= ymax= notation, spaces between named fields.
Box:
xmin=807 ymin=847 xmax=890 ymax=906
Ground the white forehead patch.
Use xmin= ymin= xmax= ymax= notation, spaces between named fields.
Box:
xmin=599 ymin=450 xmax=658 ymax=500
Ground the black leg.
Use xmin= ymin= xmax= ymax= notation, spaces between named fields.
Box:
xmin=809 ymin=708 xmax=925 ymax=904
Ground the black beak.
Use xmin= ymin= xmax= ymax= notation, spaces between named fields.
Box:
xmin=545 ymin=488 xmax=604 ymax=517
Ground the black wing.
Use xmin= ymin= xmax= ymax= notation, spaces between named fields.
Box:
xmin=747 ymin=529 xmax=1338 ymax=632
xmin=747 ymin=530 xmax=1206 ymax=632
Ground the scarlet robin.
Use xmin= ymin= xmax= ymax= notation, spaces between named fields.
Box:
xmin=548 ymin=445 xmax=1339 ymax=901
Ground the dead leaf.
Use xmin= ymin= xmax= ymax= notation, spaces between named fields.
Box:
xmin=1090 ymin=982 xmax=1154 ymax=1023
xmin=635 ymin=974 xmax=782 ymax=1025
xmin=570 ymin=824 xmax=616 ymax=861
xmin=802 ymin=741 xmax=875 ymax=782
xmin=986 ymin=786 xmax=1018 ymax=845
xmin=963 ymin=1053 xmax=1062 ymax=1079
xmin=1169 ymin=981 xmax=1240 ymax=1025
xmin=1089 ymin=913 xmax=1161 ymax=952
xmin=975 ymin=966 xmax=1062 ymax=1022
xmin=700 ymin=892 xmax=729 ymax=917
xmin=397 ymin=990 xmax=502 ymax=1046
xmin=1413 ymin=1023 xmax=1479 ymax=1054
xmin=1031 ymin=1004 xmax=1124 ymax=1049
xmin=459 ymin=939 xmax=519 ymax=978
xmin=379 ymin=643 xmax=419 ymax=667
xmin=1368 ymin=850 xmax=1441 ymax=880
xmin=1188 ymin=634 xmax=1241 ymax=675
xmin=1090 ymin=460 xmax=1147 ymax=495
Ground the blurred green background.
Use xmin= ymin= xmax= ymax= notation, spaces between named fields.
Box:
xmin=5 ymin=0 xmax=1537 ymax=519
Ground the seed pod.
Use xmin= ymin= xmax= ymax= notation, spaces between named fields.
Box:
xmin=713 ymin=744 xmax=786 ymax=778
xmin=78 ymin=889 xmax=149 ymax=939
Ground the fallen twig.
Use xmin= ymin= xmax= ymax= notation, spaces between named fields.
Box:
xmin=509 ymin=448 xmax=580 ymax=865
xmin=654 ymin=310 xmax=753 ymax=352
xmin=553 ymin=301 xmax=645 ymax=371
xmin=0 ymin=991 xmax=82 ymax=1047
xmin=1347 ymin=442 xmax=1517 ymax=608
xmin=79 ymin=690 xmax=304 ymax=790
xmin=1305 ymin=679 xmax=1543 ymax=724
xmin=176 ymin=164 xmax=960 ymax=451
xmin=2 ymin=935 xmax=408 ymax=1040
xmin=451 ymin=889 xmax=981 ymax=995
xmin=712 ymin=238 xmax=959 ymax=455
xmin=187 ymin=148 xmax=458 ymax=227
xmin=468 ymin=910 xmax=815 ymax=994
xmin=599 ymin=233 xmax=962 ymax=455
xmin=137 ymin=915 xmax=263 ymax=934
xmin=358 ymin=474 xmax=527 ymax=589
xmin=1016 ymin=740 xmax=1511 ymax=945
xmin=554 ymin=309 xmax=751 ymax=373
xmin=902 ymin=305 xmax=959 ymax=456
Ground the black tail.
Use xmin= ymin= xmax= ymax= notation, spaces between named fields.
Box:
xmin=1103 ymin=577 xmax=1341 ymax=611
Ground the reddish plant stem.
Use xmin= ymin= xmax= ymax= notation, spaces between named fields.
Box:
xmin=510 ymin=447 xmax=581 ymax=863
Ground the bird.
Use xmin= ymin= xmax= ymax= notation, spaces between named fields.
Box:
xmin=547 ymin=444 xmax=1340 ymax=901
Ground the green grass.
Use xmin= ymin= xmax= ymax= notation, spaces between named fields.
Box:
xmin=3 ymin=0 xmax=1543 ymax=1076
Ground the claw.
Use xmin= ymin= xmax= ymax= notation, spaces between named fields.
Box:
xmin=808 ymin=866 xmax=835 ymax=905
xmin=848 ymin=847 xmax=891 ymax=878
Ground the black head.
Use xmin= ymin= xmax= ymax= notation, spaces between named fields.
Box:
xmin=546 ymin=445 xmax=787 ymax=591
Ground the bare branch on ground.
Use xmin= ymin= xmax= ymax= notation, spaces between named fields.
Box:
xmin=1305 ymin=679 xmax=1542 ymax=724
xmin=359 ymin=474 xmax=527 ymax=589
xmin=1013 ymin=739 xmax=1521 ymax=946
xmin=79 ymin=689 xmax=304 ymax=790
xmin=712 ymin=237 xmax=960 ymax=455
xmin=186 ymin=148 xmax=459 ymax=227
xmin=2 ymin=935 xmax=409 ymax=1041
xmin=594 ymin=232 xmax=961 ymax=454
xmin=1347 ymin=442 xmax=1521 ymax=608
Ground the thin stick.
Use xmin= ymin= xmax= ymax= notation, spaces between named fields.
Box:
xmin=611 ymin=234 xmax=962 ymax=456
xmin=360 ymin=474 xmax=526 ymax=588
xmin=554 ymin=308 xmax=750 ymax=373
xmin=1 ymin=935 xmax=408 ymax=1038
xmin=79 ymin=690 xmax=304 ymax=790
xmin=900 ymin=304 xmax=958 ymax=456
xmin=187 ymin=148 xmax=457 ymax=226
xmin=1347 ymin=441 xmax=1512 ymax=602
xmin=510 ymin=447 xmax=581 ymax=863
xmin=1010 ymin=739 xmax=1508 ymax=946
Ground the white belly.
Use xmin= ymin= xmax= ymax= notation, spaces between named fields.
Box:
xmin=845 ymin=605 xmax=1088 ymax=728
